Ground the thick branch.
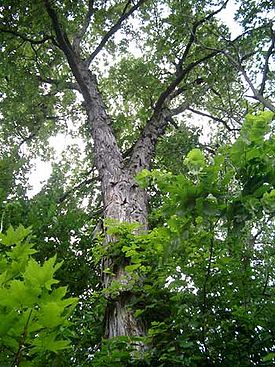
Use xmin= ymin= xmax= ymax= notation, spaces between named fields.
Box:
xmin=86 ymin=0 xmax=146 ymax=65
xmin=44 ymin=0 xmax=95 ymax=102
xmin=44 ymin=0 xmax=123 ymax=177
xmin=127 ymin=110 xmax=169 ymax=174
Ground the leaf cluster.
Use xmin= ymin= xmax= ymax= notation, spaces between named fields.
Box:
xmin=0 ymin=225 xmax=77 ymax=366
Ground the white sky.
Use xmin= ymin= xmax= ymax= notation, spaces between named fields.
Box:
xmin=217 ymin=0 xmax=243 ymax=38
xmin=27 ymin=0 xmax=243 ymax=197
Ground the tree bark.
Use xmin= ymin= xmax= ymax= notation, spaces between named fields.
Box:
xmin=77 ymin=64 xmax=148 ymax=339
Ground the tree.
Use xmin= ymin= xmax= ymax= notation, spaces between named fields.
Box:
xmin=0 ymin=0 xmax=274 ymax=364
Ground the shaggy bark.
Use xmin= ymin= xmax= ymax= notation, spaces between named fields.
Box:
xmin=73 ymin=63 xmax=149 ymax=339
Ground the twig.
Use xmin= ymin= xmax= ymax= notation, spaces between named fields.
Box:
xmin=58 ymin=170 xmax=99 ymax=203
xmin=187 ymin=107 xmax=240 ymax=132
xmin=12 ymin=310 xmax=33 ymax=367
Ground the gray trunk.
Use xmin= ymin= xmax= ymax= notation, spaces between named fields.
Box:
xmin=102 ymin=172 xmax=148 ymax=338
xmin=78 ymin=65 xmax=148 ymax=338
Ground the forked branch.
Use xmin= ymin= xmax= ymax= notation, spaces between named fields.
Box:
xmin=186 ymin=107 xmax=240 ymax=132
xmin=177 ymin=0 xmax=229 ymax=71
xmin=72 ymin=0 xmax=95 ymax=53
xmin=86 ymin=0 xmax=147 ymax=65
xmin=224 ymin=52 xmax=275 ymax=112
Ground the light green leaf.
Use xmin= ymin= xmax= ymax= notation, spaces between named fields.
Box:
xmin=31 ymin=333 xmax=70 ymax=354
xmin=0 ymin=225 xmax=32 ymax=246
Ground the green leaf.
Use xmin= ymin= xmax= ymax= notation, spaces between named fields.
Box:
xmin=0 ymin=280 xmax=40 ymax=307
xmin=184 ymin=148 xmax=205 ymax=173
xmin=39 ymin=302 xmax=64 ymax=328
xmin=262 ymin=352 xmax=275 ymax=362
xmin=24 ymin=256 xmax=62 ymax=290
xmin=261 ymin=189 xmax=275 ymax=212
xmin=31 ymin=333 xmax=71 ymax=354
xmin=125 ymin=264 xmax=140 ymax=272
xmin=0 ymin=225 xmax=32 ymax=246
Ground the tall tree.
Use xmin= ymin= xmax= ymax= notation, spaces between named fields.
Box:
xmin=1 ymin=0 xmax=274 ymax=351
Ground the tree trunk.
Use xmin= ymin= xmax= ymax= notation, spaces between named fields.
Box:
xmin=102 ymin=172 xmax=148 ymax=338
xmin=78 ymin=65 xmax=148 ymax=338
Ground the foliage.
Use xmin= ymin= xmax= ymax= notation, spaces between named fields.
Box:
xmin=133 ymin=111 xmax=275 ymax=366
xmin=1 ymin=0 xmax=275 ymax=365
xmin=0 ymin=225 xmax=77 ymax=366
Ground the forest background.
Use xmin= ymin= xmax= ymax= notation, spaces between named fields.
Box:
xmin=0 ymin=0 xmax=274 ymax=366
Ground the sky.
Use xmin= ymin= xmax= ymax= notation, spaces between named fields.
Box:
xmin=27 ymin=0 xmax=243 ymax=197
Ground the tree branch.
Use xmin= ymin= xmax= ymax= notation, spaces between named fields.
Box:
xmin=44 ymin=0 xmax=93 ymax=101
xmin=186 ymin=107 xmax=240 ymax=132
xmin=127 ymin=110 xmax=170 ymax=174
xmin=169 ymin=101 xmax=190 ymax=117
xmin=58 ymin=170 xmax=99 ymax=203
xmin=194 ymin=24 xmax=275 ymax=111
xmin=127 ymin=48 xmax=221 ymax=174
xmin=169 ymin=83 xmax=210 ymax=117
xmin=0 ymin=27 xmax=54 ymax=45
xmin=36 ymin=75 xmax=80 ymax=91
xmin=154 ymin=50 xmax=219 ymax=113
xmin=177 ymin=0 xmax=229 ymax=71
xmin=224 ymin=52 xmax=275 ymax=112
xmin=72 ymin=0 xmax=95 ymax=53
xmin=44 ymin=0 xmax=74 ymax=54
xmin=259 ymin=26 xmax=275 ymax=95
xmin=86 ymin=0 xmax=147 ymax=65
xmin=13 ymin=310 xmax=33 ymax=367
xmin=169 ymin=77 xmax=206 ymax=100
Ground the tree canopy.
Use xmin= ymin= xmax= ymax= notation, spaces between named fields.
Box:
xmin=0 ymin=0 xmax=274 ymax=366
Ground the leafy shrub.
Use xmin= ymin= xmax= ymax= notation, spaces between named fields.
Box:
xmin=0 ymin=225 xmax=77 ymax=366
